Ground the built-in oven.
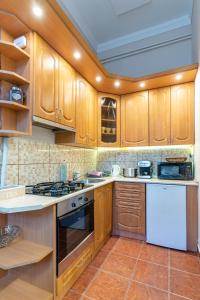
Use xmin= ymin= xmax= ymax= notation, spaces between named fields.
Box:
xmin=157 ymin=162 xmax=193 ymax=180
xmin=56 ymin=190 xmax=94 ymax=276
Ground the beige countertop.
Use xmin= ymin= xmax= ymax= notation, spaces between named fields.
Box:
xmin=0 ymin=177 xmax=198 ymax=214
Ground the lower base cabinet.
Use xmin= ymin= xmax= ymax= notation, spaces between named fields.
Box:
xmin=94 ymin=183 xmax=113 ymax=253
xmin=113 ymin=182 xmax=146 ymax=240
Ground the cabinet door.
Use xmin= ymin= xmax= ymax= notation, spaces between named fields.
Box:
xmin=87 ymin=85 xmax=97 ymax=147
xmin=104 ymin=184 xmax=113 ymax=236
xmin=75 ymin=77 xmax=88 ymax=145
xmin=94 ymin=187 xmax=105 ymax=251
xmin=98 ymin=93 xmax=120 ymax=147
xmin=121 ymin=91 xmax=149 ymax=147
xmin=33 ymin=34 xmax=58 ymax=122
xmin=149 ymin=87 xmax=171 ymax=146
xmin=171 ymin=83 xmax=194 ymax=145
xmin=58 ymin=57 xmax=76 ymax=128
xmin=113 ymin=183 xmax=145 ymax=236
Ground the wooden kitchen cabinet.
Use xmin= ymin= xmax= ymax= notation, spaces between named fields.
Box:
xmin=121 ymin=91 xmax=149 ymax=147
xmin=113 ymin=182 xmax=146 ymax=239
xmin=94 ymin=184 xmax=112 ymax=252
xmin=58 ymin=57 xmax=76 ymax=128
xmin=171 ymin=83 xmax=194 ymax=145
xmin=87 ymin=85 xmax=98 ymax=146
xmin=149 ymin=87 xmax=171 ymax=146
xmin=98 ymin=93 xmax=120 ymax=147
xmin=33 ymin=34 xmax=59 ymax=122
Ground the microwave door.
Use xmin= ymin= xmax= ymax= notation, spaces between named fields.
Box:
xmin=161 ymin=165 xmax=180 ymax=178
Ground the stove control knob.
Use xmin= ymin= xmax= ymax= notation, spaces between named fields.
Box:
xmin=71 ymin=202 xmax=76 ymax=208
xmin=84 ymin=197 xmax=89 ymax=202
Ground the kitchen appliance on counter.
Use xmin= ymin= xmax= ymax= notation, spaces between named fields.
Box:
xmin=56 ymin=190 xmax=94 ymax=276
xmin=111 ymin=164 xmax=120 ymax=177
xmin=146 ymin=184 xmax=186 ymax=250
xmin=122 ymin=168 xmax=137 ymax=178
xmin=138 ymin=161 xmax=153 ymax=179
xmin=25 ymin=181 xmax=91 ymax=197
xmin=157 ymin=162 xmax=193 ymax=180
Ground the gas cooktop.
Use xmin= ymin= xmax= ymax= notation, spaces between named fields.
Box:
xmin=26 ymin=181 xmax=90 ymax=197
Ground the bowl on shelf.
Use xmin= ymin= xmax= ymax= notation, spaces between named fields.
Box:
xmin=165 ymin=157 xmax=187 ymax=163
xmin=0 ymin=225 xmax=21 ymax=248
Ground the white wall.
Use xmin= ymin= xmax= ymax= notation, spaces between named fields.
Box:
xmin=192 ymin=0 xmax=200 ymax=251
xmin=100 ymin=26 xmax=193 ymax=77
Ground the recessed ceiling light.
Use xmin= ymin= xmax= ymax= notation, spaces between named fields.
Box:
xmin=175 ymin=74 xmax=183 ymax=80
xmin=114 ymin=80 xmax=120 ymax=87
xmin=139 ymin=82 xmax=145 ymax=88
xmin=33 ymin=5 xmax=43 ymax=17
xmin=73 ymin=51 xmax=81 ymax=60
xmin=96 ymin=76 xmax=102 ymax=82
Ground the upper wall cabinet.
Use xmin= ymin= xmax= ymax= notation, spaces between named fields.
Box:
xmin=87 ymin=85 xmax=98 ymax=147
xmin=33 ymin=34 xmax=59 ymax=122
xmin=98 ymin=93 xmax=120 ymax=147
xmin=58 ymin=57 xmax=76 ymax=128
xmin=76 ymin=77 xmax=88 ymax=145
xmin=121 ymin=91 xmax=149 ymax=147
xmin=171 ymin=83 xmax=194 ymax=145
xmin=149 ymin=87 xmax=171 ymax=146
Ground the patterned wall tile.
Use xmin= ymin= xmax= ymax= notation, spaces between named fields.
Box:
xmin=49 ymin=144 xmax=71 ymax=164
xmin=7 ymin=138 xmax=19 ymax=165
xmin=19 ymin=164 xmax=49 ymax=185
xmin=19 ymin=139 xmax=49 ymax=164
xmin=5 ymin=165 xmax=19 ymax=186
xmin=70 ymin=148 xmax=85 ymax=163
xmin=84 ymin=149 xmax=97 ymax=163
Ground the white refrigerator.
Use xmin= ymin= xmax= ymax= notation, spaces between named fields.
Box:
xmin=146 ymin=184 xmax=187 ymax=250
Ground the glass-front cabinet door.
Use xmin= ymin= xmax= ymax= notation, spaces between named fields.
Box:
xmin=98 ymin=93 xmax=120 ymax=147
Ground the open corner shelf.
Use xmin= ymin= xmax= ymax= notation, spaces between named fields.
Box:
xmin=0 ymin=100 xmax=29 ymax=111
xmin=0 ymin=70 xmax=30 ymax=85
xmin=0 ymin=279 xmax=53 ymax=300
xmin=0 ymin=40 xmax=30 ymax=61
xmin=0 ymin=130 xmax=30 ymax=137
xmin=0 ymin=239 xmax=53 ymax=270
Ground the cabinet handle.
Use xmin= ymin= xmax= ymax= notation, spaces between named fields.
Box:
xmin=58 ymin=108 xmax=63 ymax=120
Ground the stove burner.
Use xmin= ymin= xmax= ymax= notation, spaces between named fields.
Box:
xmin=26 ymin=181 xmax=86 ymax=197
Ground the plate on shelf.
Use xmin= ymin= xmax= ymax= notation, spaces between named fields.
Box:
xmin=166 ymin=157 xmax=187 ymax=163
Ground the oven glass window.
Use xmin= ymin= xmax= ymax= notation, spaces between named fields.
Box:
xmin=161 ymin=166 xmax=180 ymax=176
xmin=57 ymin=201 xmax=94 ymax=264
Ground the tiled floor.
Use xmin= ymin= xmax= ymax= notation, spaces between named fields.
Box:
xmin=63 ymin=237 xmax=200 ymax=300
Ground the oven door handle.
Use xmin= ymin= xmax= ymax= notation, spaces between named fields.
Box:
xmin=57 ymin=200 xmax=94 ymax=221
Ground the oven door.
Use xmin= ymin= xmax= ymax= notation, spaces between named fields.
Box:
xmin=57 ymin=200 xmax=94 ymax=274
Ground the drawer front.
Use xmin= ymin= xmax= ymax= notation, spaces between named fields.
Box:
xmin=114 ymin=182 xmax=145 ymax=193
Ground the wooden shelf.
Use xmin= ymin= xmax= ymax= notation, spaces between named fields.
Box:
xmin=102 ymin=132 xmax=116 ymax=136
xmin=0 ymin=70 xmax=30 ymax=85
xmin=0 ymin=130 xmax=30 ymax=137
xmin=0 ymin=279 xmax=53 ymax=300
xmin=101 ymin=105 xmax=116 ymax=109
xmin=0 ymin=239 xmax=53 ymax=270
xmin=102 ymin=118 xmax=116 ymax=122
xmin=0 ymin=100 xmax=29 ymax=111
xmin=0 ymin=40 xmax=30 ymax=61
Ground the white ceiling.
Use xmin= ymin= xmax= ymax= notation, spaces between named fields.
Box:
xmin=57 ymin=0 xmax=193 ymax=54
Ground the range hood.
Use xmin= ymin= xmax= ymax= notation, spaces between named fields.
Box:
xmin=32 ymin=116 xmax=76 ymax=133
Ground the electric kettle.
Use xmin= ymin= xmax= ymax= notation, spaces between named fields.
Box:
xmin=111 ymin=165 xmax=120 ymax=177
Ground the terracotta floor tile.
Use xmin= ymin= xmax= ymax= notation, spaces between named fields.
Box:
xmin=90 ymin=250 xmax=109 ymax=268
xmin=134 ymin=260 xmax=168 ymax=290
xmin=170 ymin=269 xmax=200 ymax=300
xmin=113 ymin=237 xmax=142 ymax=258
xmin=72 ymin=266 xmax=98 ymax=293
xmin=63 ymin=290 xmax=82 ymax=300
xmin=101 ymin=252 xmax=136 ymax=278
xmin=139 ymin=243 xmax=169 ymax=266
xmin=101 ymin=236 xmax=119 ymax=252
xmin=170 ymin=250 xmax=200 ymax=274
xmin=85 ymin=270 xmax=129 ymax=300
xmin=127 ymin=281 xmax=168 ymax=300
xmin=169 ymin=294 xmax=191 ymax=300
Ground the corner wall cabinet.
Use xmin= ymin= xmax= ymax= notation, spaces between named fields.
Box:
xmin=0 ymin=15 xmax=32 ymax=136
xmin=98 ymin=93 xmax=120 ymax=147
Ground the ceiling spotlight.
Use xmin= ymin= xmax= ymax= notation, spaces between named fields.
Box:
xmin=175 ymin=74 xmax=183 ymax=80
xmin=33 ymin=5 xmax=43 ymax=17
xmin=96 ymin=76 xmax=102 ymax=82
xmin=114 ymin=80 xmax=120 ymax=87
xmin=73 ymin=51 xmax=81 ymax=60
xmin=139 ymin=82 xmax=145 ymax=88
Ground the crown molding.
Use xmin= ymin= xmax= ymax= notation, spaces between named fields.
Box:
xmin=100 ymin=34 xmax=192 ymax=63
xmin=97 ymin=15 xmax=191 ymax=54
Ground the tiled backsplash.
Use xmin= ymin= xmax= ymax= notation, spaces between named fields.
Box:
xmin=0 ymin=136 xmax=194 ymax=186
xmin=96 ymin=147 xmax=193 ymax=177
xmin=3 ymin=138 xmax=97 ymax=186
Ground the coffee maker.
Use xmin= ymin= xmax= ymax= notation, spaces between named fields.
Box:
xmin=138 ymin=161 xmax=153 ymax=179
